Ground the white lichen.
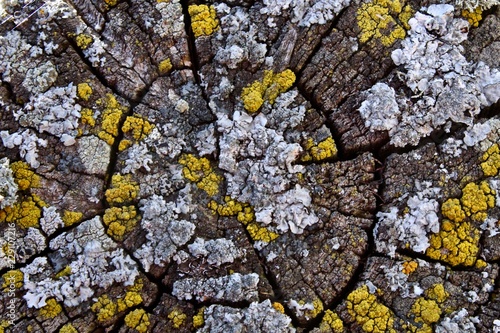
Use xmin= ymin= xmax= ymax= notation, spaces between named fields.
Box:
xmin=122 ymin=142 xmax=153 ymax=174
xmin=0 ymin=157 xmax=18 ymax=209
xmin=436 ymin=309 xmax=477 ymax=333
xmin=374 ymin=181 xmax=441 ymax=256
xmin=77 ymin=135 xmax=111 ymax=176
xmin=0 ymin=129 xmax=48 ymax=168
xmin=359 ymin=4 xmax=500 ymax=147
xmin=187 ymin=237 xmax=244 ymax=266
xmin=134 ymin=190 xmax=196 ymax=272
xmin=200 ymin=300 xmax=295 ymax=333
xmin=172 ymin=273 xmax=259 ymax=303
xmin=39 ymin=206 xmax=65 ymax=236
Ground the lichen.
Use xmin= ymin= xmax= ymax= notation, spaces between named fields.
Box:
xmin=122 ymin=115 xmax=154 ymax=141
xmin=105 ymin=174 xmax=139 ymax=206
xmin=39 ymin=298 xmax=62 ymax=319
xmin=62 ymin=210 xmax=83 ymax=226
xmin=179 ymin=154 xmax=222 ymax=196
xmin=241 ymin=69 xmax=296 ymax=113
xmin=102 ymin=206 xmax=140 ymax=241
xmin=0 ymin=194 xmax=44 ymax=228
xmin=80 ymin=108 xmax=96 ymax=128
xmin=188 ymin=4 xmax=219 ymax=38
xmin=425 ymin=284 xmax=448 ymax=304
xmin=0 ymin=158 xmax=18 ymax=209
xmin=481 ymin=143 xmax=500 ymax=177
xmin=75 ymin=33 xmax=93 ymax=49
xmin=272 ymin=302 xmax=285 ymax=314
xmin=98 ymin=94 xmax=127 ymax=145
xmin=411 ymin=297 xmax=442 ymax=328
xmin=356 ymin=0 xmax=413 ymax=46
xmin=246 ymin=223 xmax=280 ymax=242
xmin=460 ymin=181 xmax=495 ymax=221
xmin=91 ymin=294 xmax=117 ymax=322
xmin=159 ymin=58 xmax=173 ymax=74
xmin=59 ymin=323 xmax=78 ymax=333
xmin=302 ymin=137 xmax=338 ymax=162
xmin=193 ymin=307 xmax=205 ymax=328
xmin=2 ymin=270 xmax=23 ymax=290
xmin=320 ymin=310 xmax=344 ymax=332
xmin=462 ymin=7 xmax=482 ymax=27
xmin=54 ymin=266 xmax=72 ymax=279
xmin=124 ymin=309 xmax=150 ymax=333
xmin=77 ymin=83 xmax=93 ymax=101
xmin=426 ymin=218 xmax=480 ymax=266
xmin=168 ymin=309 xmax=187 ymax=329
xmin=10 ymin=161 xmax=40 ymax=191
xmin=346 ymin=285 xmax=396 ymax=333
xmin=402 ymin=261 xmax=418 ymax=275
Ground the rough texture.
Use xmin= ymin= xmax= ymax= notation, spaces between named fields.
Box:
xmin=0 ymin=0 xmax=499 ymax=332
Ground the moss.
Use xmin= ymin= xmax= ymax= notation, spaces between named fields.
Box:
xmin=460 ymin=181 xmax=495 ymax=221
xmin=55 ymin=266 xmax=72 ymax=279
xmin=357 ymin=0 xmax=413 ymax=46
xmin=122 ymin=116 xmax=154 ymax=141
xmin=77 ymin=83 xmax=93 ymax=101
xmin=2 ymin=270 xmax=23 ymax=290
xmin=481 ymin=143 xmax=500 ymax=177
xmin=427 ymin=218 xmax=480 ymax=266
xmin=159 ymin=58 xmax=173 ymax=74
xmin=10 ymin=161 xmax=40 ymax=191
xmin=193 ymin=307 xmax=205 ymax=328
xmin=246 ymin=222 xmax=279 ymax=242
xmin=346 ymin=285 xmax=396 ymax=333
xmin=105 ymin=174 xmax=139 ymax=206
xmin=98 ymin=94 xmax=127 ymax=145
xmin=91 ymin=295 xmax=117 ymax=322
xmin=425 ymin=284 xmax=448 ymax=304
xmin=302 ymin=137 xmax=338 ymax=162
xmin=0 ymin=194 xmax=43 ymax=228
xmin=179 ymin=154 xmax=222 ymax=196
xmin=59 ymin=323 xmax=78 ymax=333
xmin=62 ymin=210 xmax=83 ymax=226
xmin=124 ymin=309 xmax=150 ymax=333
xmin=102 ymin=206 xmax=140 ymax=241
xmin=462 ymin=7 xmax=482 ymax=27
xmin=241 ymin=69 xmax=296 ymax=113
xmin=411 ymin=297 xmax=441 ymax=325
xmin=80 ymin=108 xmax=96 ymax=127
xmin=188 ymin=4 xmax=219 ymax=38
xmin=39 ymin=298 xmax=62 ymax=319
xmin=401 ymin=261 xmax=418 ymax=275
xmin=168 ymin=309 xmax=187 ymax=329
xmin=75 ymin=34 xmax=93 ymax=49
xmin=320 ymin=310 xmax=344 ymax=333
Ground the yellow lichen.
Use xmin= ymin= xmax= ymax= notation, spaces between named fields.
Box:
xmin=208 ymin=196 xmax=244 ymax=216
xmin=104 ymin=0 xmax=118 ymax=6
xmin=427 ymin=218 xmax=480 ymax=267
xmin=39 ymin=298 xmax=62 ymax=319
xmin=55 ymin=266 xmax=72 ymax=279
xmin=188 ymin=4 xmax=219 ymax=38
xmin=159 ymin=58 xmax=173 ymax=74
xmin=80 ymin=108 xmax=96 ymax=127
xmin=77 ymin=83 xmax=93 ymax=101
xmin=117 ymin=279 xmax=143 ymax=312
xmin=271 ymin=302 xmax=285 ymax=314
xmin=481 ymin=143 xmax=500 ymax=177
xmin=237 ymin=206 xmax=255 ymax=225
xmin=75 ymin=34 xmax=93 ymax=49
xmin=475 ymin=259 xmax=488 ymax=269
xmin=193 ymin=307 xmax=205 ymax=328
xmin=168 ymin=309 xmax=187 ymax=329
xmin=98 ymin=94 xmax=127 ymax=145
xmin=10 ymin=161 xmax=40 ymax=191
xmin=179 ymin=154 xmax=222 ymax=196
xmin=241 ymin=69 xmax=296 ymax=113
xmin=124 ymin=309 xmax=150 ymax=333
xmin=246 ymin=222 xmax=279 ymax=242
xmin=302 ymin=137 xmax=338 ymax=162
xmin=441 ymin=198 xmax=466 ymax=223
xmin=320 ymin=310 xmax=344 ymax=333
xmin=401 ymin=261 xmax=418 ymax=275
xmin=62 ymin=210 xmax=83 ymax=226
xmin=2 ymin=270 xmax=23 ymax=290
xmin=118 ymin=139 xmax=132 ymax=151
xmin=105 ymin=174 xmax=139 ymax=206
xmin=346 ymin=285 xmax=396 ymax=333
xmin=0 ymin=320 xmax=11 ymax=333
xmin=91 ymin=295 xmax=117 ymax=322
xmin=425 ymin=284 xmax=448 ymax=304
xmin=59 ymin=323 xmax=78 ymax=333
xmin=102 ymin=206 xmax=140 ymax=241
xmin=357 ymin=0 xmax=413 ymax=46
xmin=462 ymin=7 xmax=482 ymax=27
xmin=411 ymin=297 xmax=441 ymax=325
xmin=0 ymin=194 xmax=43 ymax=228
xmin=460 ymin=181 xmax=495 ymax=221
xmin=122 ymin=116 xmax=154 ymax=141
xmin=305 ymin=299 xmax=324 ymax=319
